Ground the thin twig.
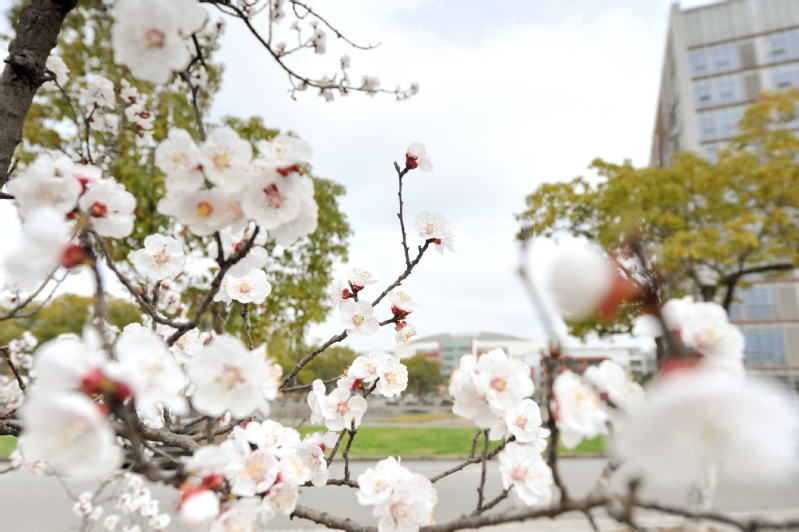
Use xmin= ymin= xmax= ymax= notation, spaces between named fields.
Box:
xmin=468 ymin=429 xmax=481 ymax=459
xmin=430 ymin=437 xmax=513 ymax=483
xmin=342 ymin=428 xmax=357 ymax=480
xmin=395 ymin=162 xmax=412 ymax=268
xmin=472 ymin=488 xmax=510 ymax=516
xmin=476 ymin=430 xmax=489 ymax=513
xmin=326 ymin=430 xmax=347 ymax=465
xmin=241 ymin=303 xmax=253 ymax=349
xmin=1 ymin=346 xmax=25 ymax=395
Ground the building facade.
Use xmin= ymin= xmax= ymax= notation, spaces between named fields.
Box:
xmin=651 ymin=0 xmax=799 ymax=167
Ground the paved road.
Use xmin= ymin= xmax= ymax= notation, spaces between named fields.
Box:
xmin=3 ymin=458 xmax=799 ymax=531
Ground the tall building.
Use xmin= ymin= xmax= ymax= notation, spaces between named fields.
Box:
xmin=651 ymin=1 xmax=799 ymax=390
xmin=650 ymin=0 xmax=799 ymax=167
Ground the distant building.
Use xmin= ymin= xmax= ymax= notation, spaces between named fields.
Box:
xmin=394 ymin=332 xmax=655 ymax=386
xmin=651 ymin=0 xmax=799 ymax=167
xmin=394 ymin=332 xmax=543 ymax=376
xmin=729 ymin=274 xmax=799 ymax=390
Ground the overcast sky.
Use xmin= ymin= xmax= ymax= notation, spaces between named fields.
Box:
xmin=0 ymin=0 xmax=722 ymax=353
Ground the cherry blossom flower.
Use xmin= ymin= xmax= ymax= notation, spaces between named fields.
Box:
xmin=405 ymin=143 xmax=433 ymax=171
xmin=3 ymin=207 xmax=71 ymax=291
xmin=616 ymin=369 xmax=799 ymax=487
xmin=388 ymin=290 xmax=417 ymax=316
xmin=308 ymin=379 xmax=328 ymax=424
xmin=498 ymin=442 xmax=553 ymax=506
xmin=209 ymin=498 xmax=261 ymax=532
xmin=19 ymin=394 xmax=122 ymax=476
xmin=298 ymin=431 xmax=338 ymax=486
xmin=472 ymin=349 xmax=535 ymax=413
xmin=261 ymin=467 xmax=300 ymax=519
xmin=43 ymin=55 xmax=69 ymax=90
xmin=130 ymin=234 xmax=186 ymax=281
xmin=188 ymin=335 xmax=278 ymax=418
xmin=269 ymin=188 xmax=319 ymax=247
xmin=328 ymin=276 xmax=351 ymax=307
xmin=347 ymin=267 xmax=378 ymax=290
xmin=6 ymin=154 xmax=81 ymax=218
xmin=340 ymin=300 xmax=380 ymax=338
xmin=198 ymin=127 xmax=253 ymax=192
xmin=89 ymin=112 xmax=120 ymax=135
xmin=241 ymin=170 xmax=304 ymax=230
xmin=349 ymin=350 xmax=393 ymax=384
xmin=583 ymin=360 xmax=644 ymax=412
xmin=320 ymin=388 xmax=368 ymax=431
xmin=361 ymin=75 xmax=380 ymax=93
xmin=178 ymin=488 xmax=220 ymax=527
xmin=80 ymin=75 xmax=116 ymax=107
xmin=449 ymin=354 xmax=499 ymax=429
xmin=414 ymin=212 xmax=449 ymax=241
xmin=120 ymin=79 xmax=138 ymax=102
xmin=433 ymin=231 xmax=455 ymax=254
xmin=112 ymin=0 xmax=207 ymax=84
xmin=311 ymin=28 xmax=327 ymax=53
xmin=552 ymin=370 xmax=608 ymax=449
xmin=255 ymin=134 xmax=312 ymax=175
xmin=30 ymin=328 xmax=107 ymax=396
xmin=224 ymin=269 xmax=272 ymax=304
xmin=78 ymin=179 xmax=136 ymax=238
xmin=505 ymin=398 xmax=550 ymax=447
xmin=375 ymin=356 xmax=409 ymax=398
xmin=168 ymin=189 xmax=231 ymax=236
xmin=181 ymin=444 xmax=230 ymax=481
xmin=225 ymin=445 xmax=279 ymax=497
xmin=357 ymin=457 xmax=437 ymax=532
xmin=112 ymin=325 xmax=188 ymax=424
xmin=209 ymin=226 xmax=268 ymax=278
xmin=395 ymin=322 xmax=418 ymax=344
xmin=549 ymin=245 xmax=614 ymax=319
xmin=633 ymin=297 xmax=744 ymax=374
xmin=154 ymin=128 xmax=204 ymax=191
xmin=238 ymin=420 xmax=301 ymax=459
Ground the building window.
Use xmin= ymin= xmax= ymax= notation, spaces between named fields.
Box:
xmin=740 ymin=285 xmax=780 ymax=319
xmin=703 ymin=143 xmax=719 ymax=162
xmin=771 ymin=64 xmax=798 ymax=89
xmin=693 ymin=81 xmax=712 ymax=108
xmin=698 ymin=111 xmax=716 ymax=141
xmin=743 ymin=327 xmax=786 ymax=365
xmin=689 ymin=49 xmax=708 ymax=77
xmin=766 ymin=29 xmax=799 ymax=63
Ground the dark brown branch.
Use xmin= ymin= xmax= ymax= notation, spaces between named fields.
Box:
xmin=476 ymin=430 xmax=489 ymax=512
xmin=280 ymin=376 xmax=338 ymax=393
xmin=721 ymin=261 xmax=794 ymax=311
xmin=281 ymin=331 xmax=348 ymax=387
xmin=371 ymin=240 xmax=432 ymax=308
xmin=468 ymin=429 xmax=482 ymax=459
xmin=1 ymin=345 xmax=26 ymax=395
xmin=0 ymin=267 xmax=59 ymax=321
xmin=472 ymin=488 xmax=510 ymax=516
xmin=326 ymin=430 xmax=347 ymax=465
xmin=430 ymin=437 xmax=513 ymax=483
xmin=0 ymin=0 xmax=78 ymax=186
xmin=288 ymin=1 xmax=380 ymax=50
xmin=291 ymin=504 xmax=375 ymax=532
xmin=395 ymin=162 xmax=412 ymax=268
xmin=342 ymin=428 xmax=357 ymax=480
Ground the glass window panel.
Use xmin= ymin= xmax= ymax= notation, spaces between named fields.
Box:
xmin=772 ymin=65 xmax=797 ymax=89
xmin=694 ymin=81 xmax=713 ymax=108
xmin=690 ymin=49 xmax=709 ymax=77
xmin=698 ymin=112 xmax=717 ymax=141
xmin=743 ymin=327 xmax=786 ymax=365
xmin=768 ymin=32 xmax=789 ymax=61
xmin=741 ymin=286 xmax=780 ymax=318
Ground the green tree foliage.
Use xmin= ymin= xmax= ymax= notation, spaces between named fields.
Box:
xmin=5 ymin=1 xmax=351 ymax=346
xmin=404 ymin=355 xmax=443 ymax=396
xmin=518 ymin=90 xmax=799 ymax=337
xmin=0 ymin=294 xmax=141 ymax=344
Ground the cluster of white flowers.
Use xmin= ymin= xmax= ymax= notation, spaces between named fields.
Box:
xmin=112 ymin=0 xmax=208 ymax=84
xmin=357 ymin=457 xmax=437 ymax=532
xmin=156 ymin=127 xmax=318 ymax=247
xmin=415 ymin=212 xmax=454 ymax=254
xmin=178 ymin=419 xmax=339 ymax=527
xmin=633 ymin=296 xmax=745 ymax=374
xmin=104 ymin=474 xmax=171 ymax=531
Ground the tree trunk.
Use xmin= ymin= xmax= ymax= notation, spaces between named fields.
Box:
xmin=0 ymin=0 xmax=77 ymax=186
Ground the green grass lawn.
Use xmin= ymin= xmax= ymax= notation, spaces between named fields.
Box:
xmin=299 ymin=426 xmax=604 ymax=458
xmin=0 ymin=435 xmax=16 ymax=458
xmin=0 ymin=428 xmax=604 ymax=460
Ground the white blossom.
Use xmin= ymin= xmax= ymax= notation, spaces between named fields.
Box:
xmin=347 ymin=267 xmax=378 ymax=290
xmin=320 ymin=388 xmax=368 ymax=431
xmin=188 ymin=335 xmax=279 ymax=418
xmin=19 ymin=394 xmax=122 ymax=476
xmin=375 ymin=356 xmax=409 ymax=398
xmin=395 ymin=322 xmax=418 ymax=344
xmin=616 ymin=369 xmax=799 ymax=487
xmin=6 ymin=154 xmax=81 ymax=218
xmin=414 ymin=212 xmax=449 ymax=241
xmin=179 ymin=489 xmax=220 ymax=527
xmin=308 ymin=379 xmax=327 ymax=424
xmin=43 ymin=55 xmax=69 ymax=90
xmin=552 ymin=370 xmax=608 ymax=449
xmin=224 ymin=269 xmax=272 ymax=304
xmin=449 ymin=354 xmax=498 ymax=429
xmin=241 ymin=170 xmax=304 ymax=230
xmin=3 ymin=207 xmax=71 ymax=291
xmin=130 ymin=234 xmax=186 ymax=281
xmin=112 ymin=0 xmax=207 ymax=84
xmin=78 ymin=179 xmax=136 ymax=238
xmin=255 ymin=134 xmax=312 ymax=174
xmin=388 ymin=290 xmax=417 ymax=316
xmin=583 ymin=360 xmax=644 ymax=412
xmin=209 ymin=498 xmax=261 ymax=532
xmin=549 ymin=245 xmax=614 ymax=319
xmin=405 ymin=143 xmax=433 ymax=171
xmin=167 ymin=189 xmax=231 ymax=236
xmin=328 ymin=276 xmax=350 ymax=307
xmin=498 ymin=442 xmax=553 ymax=506
xmin=198 ymin=126 xmax=253 ymax=192
xmin=340 ymin=300 xmax=379 ymax=338
xmin=349 ymin=350 xmax=392 ymax=384
xmin=154 ymin=128 xmax=204 ymax=191
xmin=472 ymin=349 xmax=535 ymax=413
xmin=80 ymin=75 xmax=116 ymax=107
xmin=505 ymin=398 xmax=550 ymax=448
xmin=269 ymin=188 xmax=319 ymax=247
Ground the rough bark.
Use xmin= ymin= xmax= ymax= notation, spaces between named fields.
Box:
xmin=0 ymin=0 xmax=77 ymax=186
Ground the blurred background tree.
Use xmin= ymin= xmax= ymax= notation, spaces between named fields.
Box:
xmin=3 ymin=0 xmax=351 ymax=349
xmin=404 ymin=355 xmax=443 ymax=396
xmin=518 ymin=90 xmax=799 ymax=338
